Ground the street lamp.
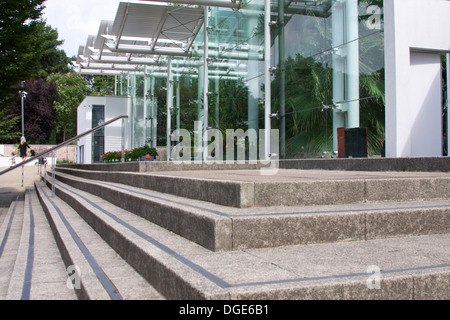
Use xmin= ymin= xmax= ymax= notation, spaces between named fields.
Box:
xmin=19 ymin=81 xmax=28 ymax=139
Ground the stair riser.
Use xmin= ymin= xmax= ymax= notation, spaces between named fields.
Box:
xmin=227 ymin=272 xmax=450 ymax=299
xmin=233 ymin=208 xmax=450 ymax=249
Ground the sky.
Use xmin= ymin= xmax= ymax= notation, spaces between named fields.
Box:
xmin=42 ymin=0 xmax=123 ymax=58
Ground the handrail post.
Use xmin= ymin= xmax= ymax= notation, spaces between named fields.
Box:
xmin=121 ymin=117 xmax=125 ymax=163
xmin=51 ymin=151 xmax=55 ymax=197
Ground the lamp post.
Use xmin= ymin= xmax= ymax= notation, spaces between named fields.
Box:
xmin=20 ymin=81 xmax=28 ymax=139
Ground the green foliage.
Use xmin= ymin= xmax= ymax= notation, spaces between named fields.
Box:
xmin=36 ymin=22 xmax=71 ymax=78
xmin=0 ymin=109 xmax=21 ymax=143
xmin=0 ymin=0 xmax=74 ymax=144
xmin=140 ymin=144 xmax=158 ymax=157
xmin=48 ymin=72 xmax=93 ymax=142
xmin=272 ymin=55 xmax=334 ymax=158
xmin=0 ymin=0 xmax=46 ymax=105
xmin=102 ymin=145 xmax=158 ymax=162
xmin=83 ymin=75 xmax=116 ymax=96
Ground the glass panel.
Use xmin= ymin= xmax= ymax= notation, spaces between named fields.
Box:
xmin=123 ymin=0 xmax=386 ymax=161
xmin=274 ymin=0 xmax=385 ymax=159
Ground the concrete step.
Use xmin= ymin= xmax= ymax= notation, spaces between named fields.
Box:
xmin=33 ymin=179 xmax=450 ymax=299
xmin=5 ymin=188 xmax=76 ymax=300
xmin=47 ymin=171 xmax=450 ymax=253
xmin=55 ymin=167 xmax=450 ymax=208
xmin=35 ymin=181 xmax=165 ymax=300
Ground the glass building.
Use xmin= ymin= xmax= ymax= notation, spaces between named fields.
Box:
xmin=75 ymin=1 xmax=401 ymax=161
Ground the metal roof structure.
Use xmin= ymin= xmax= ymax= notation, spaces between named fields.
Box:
xmin=75 ymin=1 xmax=206 ymax=75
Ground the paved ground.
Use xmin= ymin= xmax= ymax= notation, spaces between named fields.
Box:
xmin=0 ymin=166 xmax=42 ymax=207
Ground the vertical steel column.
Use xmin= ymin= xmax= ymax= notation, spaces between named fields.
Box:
xmin=264 ymin=0 xmax=272 ymax=160
xmin=176 ymin=78 xmax=181 ymax=132
xmin=203 ymin=6 xmax=210 ymax=161
xmin=130 ymin=74 xmax=136 ymax=148
xmin=278 ymin=0 xmax=286 ymax=159
xmin=214 ymin=7 xmax=220 ymax=129
xmin=166 ymin=57 xmax=172 ymax=161
xmin=196 ymin=64 xmax=204 ymax=161
xmin=151 ymin=75 xmax=157 ymax=149
xmin=143 ymin=65 xmax=148 ymax=146
xmin=332 ymin=0 xmax=345 ymax=152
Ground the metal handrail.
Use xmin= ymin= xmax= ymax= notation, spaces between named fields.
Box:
xmin=0 ymin=115 xmax=128 ymax=177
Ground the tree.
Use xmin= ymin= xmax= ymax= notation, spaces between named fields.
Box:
xmin=48 ymin=73 xmax=93 ymax=142
xmin=0 ymin=0 xmax=46 ymax=105
xmin=23 ymin=78 xmax=57 ymax=143
xmin=83 ymin=75 xmax=116 ymax=96
xmin=2 ymin=78 xmax=57 ymax=144
xmin=0 ymin=109 xmax=21 ymax=143
xmin=36 ymin=21 xmax=72 ymax=79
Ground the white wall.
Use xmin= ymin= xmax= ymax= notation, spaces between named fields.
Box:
xmin=385 ymin=0 xmax=450 ymax=157
xmin=77 ymin=96 xmax=130 ymax=164
xmin=409 ymin=52 xmax=442 ymax=157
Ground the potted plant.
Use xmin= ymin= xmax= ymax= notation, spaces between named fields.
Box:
xmin=140 ymin=145 xmax=158 ymax=161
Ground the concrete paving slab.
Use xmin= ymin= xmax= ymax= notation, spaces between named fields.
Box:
xmin=0 ymin=166 xmax=40 ymax=208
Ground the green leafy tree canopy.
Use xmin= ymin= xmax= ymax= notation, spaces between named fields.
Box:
xmin=48 ymin=72 xmax=93 ymax=142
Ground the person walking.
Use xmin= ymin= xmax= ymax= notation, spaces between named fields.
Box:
xmin=18 ymin=136 xmax=31 ymax=160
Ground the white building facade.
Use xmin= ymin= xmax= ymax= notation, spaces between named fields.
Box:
xmin=385 ymin=0 xmax=450 ymax=157
xmin=77 ymin=96 xmax=131 ymax=164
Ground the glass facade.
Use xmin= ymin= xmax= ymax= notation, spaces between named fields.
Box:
xmin=118 ymin=0 xmax=385 ymax=160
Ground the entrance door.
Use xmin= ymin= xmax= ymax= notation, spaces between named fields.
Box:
xmin=92 ymin=105 xmax=105 ymax=163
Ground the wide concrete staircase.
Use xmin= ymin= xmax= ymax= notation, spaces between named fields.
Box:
xmin=1 ymin=159 xmax=449 ymax=300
